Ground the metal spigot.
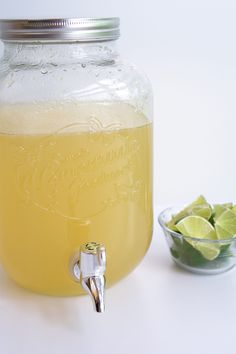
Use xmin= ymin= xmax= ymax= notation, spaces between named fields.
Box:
xmin=73 ymin=242 xmax=106 ymax=313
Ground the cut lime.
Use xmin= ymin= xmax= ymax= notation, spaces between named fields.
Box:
xmin=215 ymin=209 xmax=236 ymax=239
xmin=232 ymin=206 xmax=236 ymax=215
xmin=191 ymin=203 xmax=212 ymax=219
xmin=167 ymin=195 xmax=212 ymax=231
xmin=213 ymin=204 xmax=231 ymax=221
xmin=176 ymin=215 xmax=217 ymax=239
xmin=215 ymin=224 xmax=231 ymax=239
xmin=176 ymin=215 xmax=220 ymax=260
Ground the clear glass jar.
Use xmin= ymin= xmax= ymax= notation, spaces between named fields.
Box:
xmin=0 ymin=18 xmax=153 ymax=295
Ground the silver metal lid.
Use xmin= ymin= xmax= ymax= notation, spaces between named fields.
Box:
xmin=0 ymin=17 xmax=120 ymax=42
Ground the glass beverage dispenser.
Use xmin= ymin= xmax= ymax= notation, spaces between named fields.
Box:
xmin=0 ymin=18 xmax=153 ymax=312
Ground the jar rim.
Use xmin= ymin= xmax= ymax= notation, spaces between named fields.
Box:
xmin=0 ymin=17 xmax=120 ymax=42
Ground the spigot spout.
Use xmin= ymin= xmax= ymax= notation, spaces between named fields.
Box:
xmin=82 ymin=276 xmax=105 ymax=313
xmin=73 ymin=242 xmax=106 ymax=313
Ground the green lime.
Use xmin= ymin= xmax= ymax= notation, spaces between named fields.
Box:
xmin=215 ymin=209 xmax=236 ymax=239
xmin=176 ymin=215 xmax=220 ymax=260
xmin=215 ymin=224 xmax=231 ymax=239
xmin=191 ymin=203 xmax=212 ymax=219
xmin=232 ymin=206 xmax=236 ymax=215
xmin=213 ymin=203 xmax=233 ymax=220
xmin=176 ymin=215 xmax=216 ymax=239
xmin=166 ymin=195 xmax=212 ymax=231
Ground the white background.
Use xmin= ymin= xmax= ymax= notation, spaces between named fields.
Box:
xmin=1 ymin=3 xmax=236 ymax=354
xmin=1 ymin=0 xmax=236 ymax=206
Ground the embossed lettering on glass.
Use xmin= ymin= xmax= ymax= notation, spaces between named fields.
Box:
xmin=0 ymin=18 xmax=153 ymax=312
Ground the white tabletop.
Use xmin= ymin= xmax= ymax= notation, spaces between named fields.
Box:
xmin=0 ymin=210 xmax=236 ymax=354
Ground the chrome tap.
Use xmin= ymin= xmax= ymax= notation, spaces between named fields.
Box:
xmin=72 ymin=242 xmax=106 ymax=313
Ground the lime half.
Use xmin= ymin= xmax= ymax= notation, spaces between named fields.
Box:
xmin=176 ymin=215 xmax=220 ymax=260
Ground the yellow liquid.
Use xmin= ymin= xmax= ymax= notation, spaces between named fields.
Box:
xmin=0 ymin=103 xmax=153 ymax=295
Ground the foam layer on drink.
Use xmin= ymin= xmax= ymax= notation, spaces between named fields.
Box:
xmin=0 ymin=101 xmax=150 ymax=135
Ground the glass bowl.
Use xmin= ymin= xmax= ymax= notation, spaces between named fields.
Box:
xmin=158 ymin=207 xmax=236 ymax=275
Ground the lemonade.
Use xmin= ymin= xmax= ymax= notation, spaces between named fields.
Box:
xmin=0 ymin=102 xmax=153 ymax=295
